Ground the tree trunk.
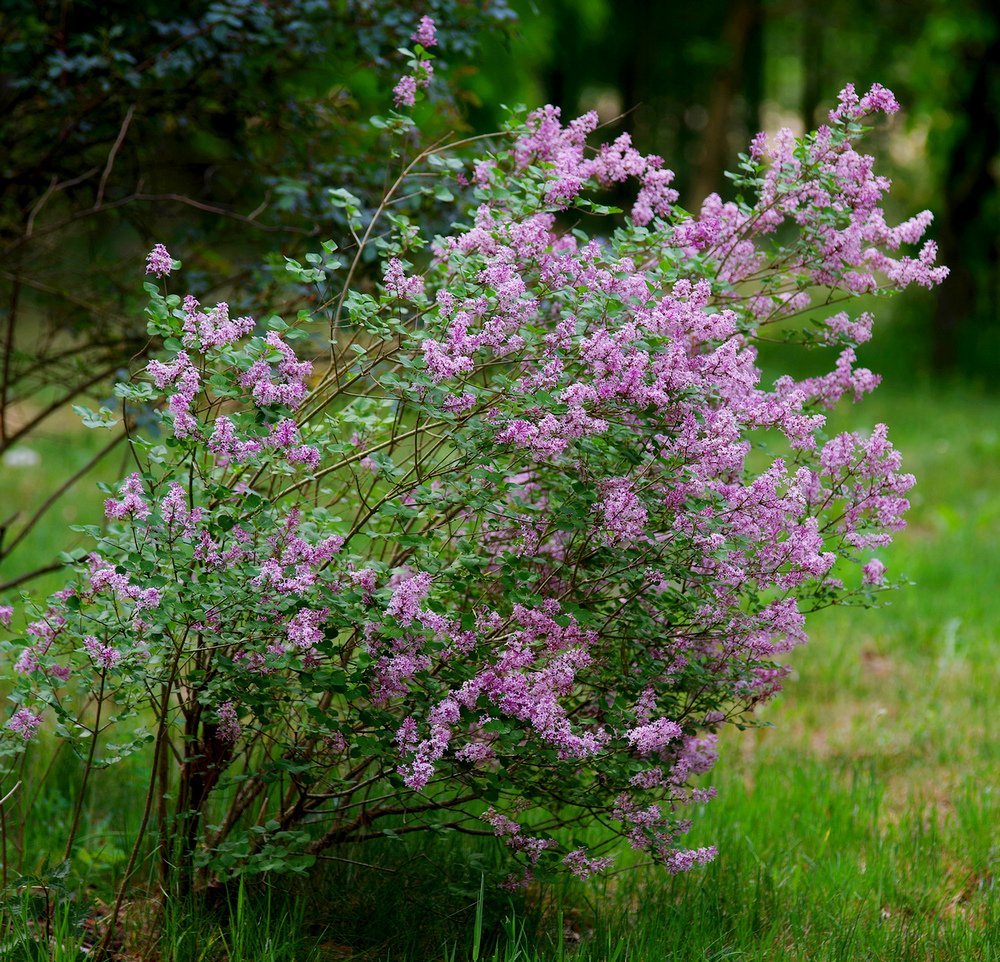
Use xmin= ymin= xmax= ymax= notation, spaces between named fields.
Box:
xmin=931 ymin=9 xmax=1000 ymax=374
xmin=691 ymin=0 xmax=763 ymax=207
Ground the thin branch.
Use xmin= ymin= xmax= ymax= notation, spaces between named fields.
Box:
xmin=94 ymin=104 xmax=135 ymax=209
xmin=24 ymin=167 xmax=101 ymax=237
xmin=1 ymin=429 xmax=125 ymax=560
xmin=0 ymin=561 xmax=65 ymax=592
xmin=0 ymin=363 xmax=121 ymax=453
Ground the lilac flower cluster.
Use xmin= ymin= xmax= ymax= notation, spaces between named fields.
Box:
xmin=182 ymin=295 xmax=255 ymax=349
xmin=143 ymin=308 xmax=319 ymax=480
xmin=396 ymin=602 xmax=606 ymax=791
xmin=145 ymin=243 xmax=173 ymax=278
xmin=147 ymin=351 xmax=201 ymax=438
xmin=393 ymin=75 xmax=418 ymax=109
xmin=7 ymin=708 xmax=42 ymax=741
xmin=1 ymin=83 xmax=943 ymax=884
xmin=105 ymin=472 xmax=150 ymax=521
xmin=239 ymin=332 xmax=312 ymax=409
xmin=84 ymin=635 xmax=123 ymax=670
xmin=411 ymin=15 xmax=437 ymax=47
xmin=512 ymin=106 xmax=679 ymax=225
xmin=210 ymin=417 xmax=320 ymax=472
xmin=596 ymin=477 xmax=648 ymax=546
xmin=216 ymin=701 xmax=242 ymax=743
xmin=253 ymin=511 xmax=343 ymax=596
xmin=394 ymin=17 xmax=437 ymax=108
xmin=14 ymin=612 xmax=66 ymax=676
xmin=383 ymin=258 xmax=426 ymax=301
xmin=562 ymin=848 xmax=615 ymax=880
xmin=88 ymin=555 xmax=162 ymax=612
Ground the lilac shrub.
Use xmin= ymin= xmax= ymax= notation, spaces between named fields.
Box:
xmin=0 ymin=82 xmax=945 ymax=891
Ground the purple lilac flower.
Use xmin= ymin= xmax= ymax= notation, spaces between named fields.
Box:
xmin=181 ymin=296 xmax=255 ymax=349
xmin=625 ymin=718 xmax=683 ymax=755
xmin=664 ymin=846 xmax=717 ymax=874
xmin=596 ymin=477 xmax=648 ymax=545
xmin=146 ymin=351 xmax=201 ymax=438
xmin=208 ymin=417 xmax=262 ymax=468
xmin=350 ymin=568 xmax=378 ymax=602
xmin=385 ymin=571 xmax=432 ymax=626
xmin=217 ymin=701 xmax=242 ymax=743
xmin=411 ymin=15 xmax=437 ymax=47
xmin=238 ymin=333 xmax=312 ymax=409
xmin=562 ymin=848 xmax=615 ymax=879
xmin=160 ymin=482 xmax=203 ymax=536
xmin=287 ymin=607 xmax=328 ymax=652
xmin=863 ymin=558 xmax=886 ymax=585
xmin=383 ymin=258 xmax=425 ymax=300
xmin=104 ymin=472 xmax=150 ymax=521
xmin=7 ymin=708 xmax=42 ymax=741
xmin=145 ymin=244 xmax=173 ymax=277
xmin=84 ymin=635 xmax=122 ymax=670
xmin=87 ymin=554 xmax=163 ymax=612
xmin=393 ymin=75 xmax=417 ymax=108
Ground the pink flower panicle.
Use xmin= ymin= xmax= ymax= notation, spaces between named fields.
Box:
xmin=384 ymin=258 xmax=426 ymax=301
xmin=625 ymin=718 xmax=683 ymax=755
xmin=217 ymin=701 xmax=242 ymax=743
xmin=146 ymin=351 xmax=200 ymax=438
xmin=385 ymin=571 xmax=433 ymax=626
xmin=287 ymin=607 xmax=328 ymax=653
xmin=84 ymin=635 xmax=123 ymax=670
xmin=182 ymin=296 xmax=255 ymax=350
xmin=665 ymin=846 xmax=718 ymax=874
xmin=393 ymin=75 xmax=417 ymax=108
xmin=160 ymin=482 xmax=204 ymax=537
xmin=596 ymin=477 xmax=648 ymax=545
xmin=411 ymin=15 xmax=437 ymax=47
xmin=7 ymin=708 xmax=42 ymax=741
xmin=562 ymin=848 xmax=615 ymax=880
xmin=87 ymin=554 xmax=162 ymax=612
xmin=145 ymin=244 xmax=173 ymax=277
xmin=104 ymin=472 xmax=150 ymax=521
xmin=250 ymin=512 xmax=344 ymax=596
xmin=239 ymin=333 xmax=312 ymax=409
xmin=350 ymin=568 xmax=378 ymax=601
xmin=393 ymin=55 xmax=434 ymax=110
xmin=829 ymin=82 xmax=900 ymax=124
xmin=208 ymin=416 xmax=261 ymax=468
xmin=863 ymin=558 xmax=886 ymax=585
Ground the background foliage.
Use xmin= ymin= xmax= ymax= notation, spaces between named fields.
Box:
xmin=474 ymin=0 xmax=999 ymax=379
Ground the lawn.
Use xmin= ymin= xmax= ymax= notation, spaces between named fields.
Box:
xmin=1 ymin=382 xmax=996 ymax=961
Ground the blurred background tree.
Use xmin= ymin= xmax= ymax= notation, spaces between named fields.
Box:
xmin=0 ymin=0 xmax=514 ymax=586
xmin=469 ymin=0 xmax=999 ymax=380
xmin=1 ymin=0 xmax=996 ymax=587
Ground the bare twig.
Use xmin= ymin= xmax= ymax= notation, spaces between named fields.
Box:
xmin=0 ymin=781 xmax=21 ymax=809
xmin=0 ymin=561 xmax=65 ymax=592
xmin=94 ymin=104 xmax=135 ymax=209
xmin=1 ymin=430 xmax=125 ymax=561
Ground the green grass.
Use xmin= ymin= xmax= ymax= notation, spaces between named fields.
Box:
xmin=1 ymin=382 xmax=997 ymax=959
xmin=0 ymin=406 xmax=123 ymax=594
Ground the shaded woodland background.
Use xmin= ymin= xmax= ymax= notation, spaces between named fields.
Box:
xmin=471 ymin=0 xmax=1000 ymax=380
xmin=1 ymin=0 xmax=997 ymax=588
